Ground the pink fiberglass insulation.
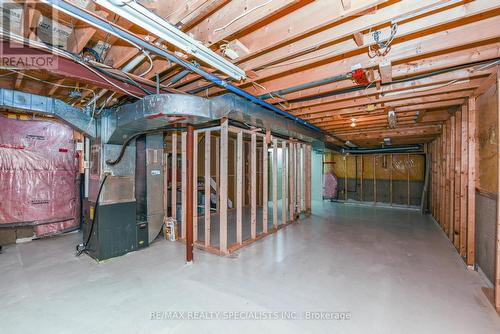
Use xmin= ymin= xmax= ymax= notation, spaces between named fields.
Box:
xmin=323 ymin=172 xmax=338 ymax=200
xmin=0 ymin=116 xmax=79 ymax=237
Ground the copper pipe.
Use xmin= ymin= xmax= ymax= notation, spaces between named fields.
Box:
xmin=186 ymin=124 xmax=194 ymax=263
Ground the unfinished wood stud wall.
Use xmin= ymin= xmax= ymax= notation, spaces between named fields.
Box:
xmin=429 ymin=98 xmax=476 ymax=266
xmin=164 ymin=125 xmax=312 ymax=256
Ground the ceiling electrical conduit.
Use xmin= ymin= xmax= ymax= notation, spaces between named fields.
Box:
xmin=340 ymin=145 xmax=422 ymax=155
xmin=264 ymin=58 xmax=500 ymax=105
xmin=41 ymin=0 xmax=323 ymax=134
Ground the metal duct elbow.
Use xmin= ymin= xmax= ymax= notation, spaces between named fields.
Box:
xmin=102 ymin=94 xmax=213 ymax=144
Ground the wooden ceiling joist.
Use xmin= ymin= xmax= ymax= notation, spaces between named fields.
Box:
xmin=5 ymin=0 xmax=500 ymax=148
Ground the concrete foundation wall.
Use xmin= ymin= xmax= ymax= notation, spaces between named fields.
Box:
xmin=337 ymin=178 xmax=424 ymax=206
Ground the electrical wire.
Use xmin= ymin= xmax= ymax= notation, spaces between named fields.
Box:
xmin=3 ymin=68 xmax=97 ymax=101
xmin=0 ymin=29 xmax=142 ymax=99
xmin=76 ymin=173 xmax=109 ymax=257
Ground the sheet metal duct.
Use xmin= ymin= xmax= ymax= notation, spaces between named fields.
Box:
xmin=210 ymin=93 xmax=330 ymax=150
xmin=0 ymin=88 xmax=96 ymax=137
xmin=100 ymin=92 xmax=331 ymax=149
xmin=102 ymin=94 xmax=212 ymax=144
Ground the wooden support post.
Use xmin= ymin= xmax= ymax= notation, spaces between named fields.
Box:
xmin=186 ymin=125 xmax=194 ymax=263
xmin=193 ymin=131 xmax=198 ymax=242
xmin=251 ymin=132 xmax=257 ymax=239
xmin=467 ymin=98 xmax=477 ymax=266
xmin=181 ymin=132 xmax=187 ymax=239
xmin=282 ymin=141 xmax=287 ymax=225
xmin=263 ymin=133 xmax=269 ymax=233
xmin=236 ymin=130 xmax=243 ymax=244
xmin=171 ymin=133 xmax=177 ymax=220
xmin=460 ymin=104 xmax=468 ymax=257
xmin=219 ymin=120 xmax=229 ymax=253
xmin=272 ymin=137 xmax=278 ymax=229
xmin=204 ymin=131 xmax=211 ymax=247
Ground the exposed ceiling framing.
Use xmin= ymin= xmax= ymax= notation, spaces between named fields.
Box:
xmin=1 ymin=0 xmax=500 ymax=147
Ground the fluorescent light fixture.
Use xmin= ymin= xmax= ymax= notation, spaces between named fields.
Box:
xmin=94 ymin=0 xmax=246 ymax=80
xmin=345 ymin=140 xmax=358 ymax=148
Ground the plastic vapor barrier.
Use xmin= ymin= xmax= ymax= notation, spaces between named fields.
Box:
xmin=0 ymin=116 xmax=79 ymax=236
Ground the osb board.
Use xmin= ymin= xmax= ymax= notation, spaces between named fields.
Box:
xmin=325 ymin=153 xmax=425 ymax=181
xmin=477 ymin=83 xmax=499 ymax=194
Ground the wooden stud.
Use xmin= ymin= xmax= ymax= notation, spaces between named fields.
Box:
xmin=193 ymin=132 xmax=198 ymax=242
xmin=495 ymin=68 xmax=500 ymax=311
xmin=449 ymin=115 xmax=456 ymax=242
xmin=407 ymin=153 xmax=411 ymax=207
xmin=467 ymin=98 xmax=476 ymax=266
xmin=219 ymin=120 xmax=229 ymax=253
xmin=344 ymin=155 xmax=348 ymax=201
xmin=272 ymin=137 xmax=278 ymax=229
xmin=454 ymin=112 xmax=461 ymax=248
xmin=215 ymin=137 xmax=220 ymax=212
xmin=251 ymin=132 xmax=257 ymax=239
xmin=181 ymin=132 xmax=187 ymax=239
xmin=282 ymin=141 xmax=287 ymax=225
xmin=373 ymin=155 xmax=376 ymax=203
xmin=204 ymin=131 xmax=211 ymax=247
xmin=304 ymin=145 xmax=311 ymax=213
xmin=243 ymin=141 xmax=246 ymax=206
xmin=390 ymin=154 xmax=393 ymax=205
xmin=236 ymin=130 xmax=243 ymax=244
xmin=171 ymin=133 xmax=177 ymax=220
xmin=289 ymin=142 xmax=295 ymax=222
xmin=360 ymin=156 xmax=364 ymax=201
xmin=163 ymin=152 xmax=169 ymax=217
xmin=263 ymin=132 xmax=269 ymax=233
xmin=296 ymin=143 xmax=301 ymax=213
xmin=233 ymin=138 xmax=237 ymax=210
xmin=460 ymin=104 xmax=468 ymax=257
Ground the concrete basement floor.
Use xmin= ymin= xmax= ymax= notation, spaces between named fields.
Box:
xmin=1 ymin=202 xmax=500 ymax=334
